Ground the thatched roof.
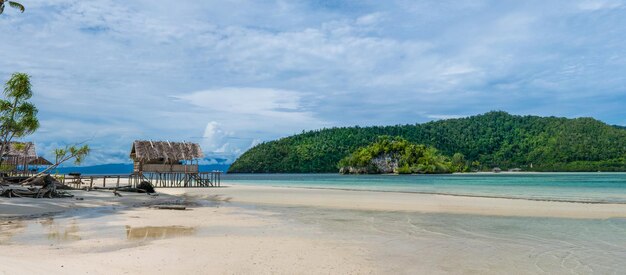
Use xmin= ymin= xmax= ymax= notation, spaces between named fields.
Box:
xmin=130 ymin=140 xmax=204 ymax=162
xmin=29 ymin=156 xmax=53 ymax=165
xmin=2 ymin=142 xmax=37 ymax=158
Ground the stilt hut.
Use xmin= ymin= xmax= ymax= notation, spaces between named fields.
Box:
xmin=129 ymin=140 xmax=219 ymax=187
xmin=1 ymin=142 xmax=51 ymax=174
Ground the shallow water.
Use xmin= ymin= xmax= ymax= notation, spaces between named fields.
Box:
xmin=223 ymin=173 xmax=626 ymax=203
xmin=125 ymin=225 xmax=196 ymax=241
xmin=262 ymin=204 xmax=626 ymax=274
xmin=0 ymin=208 xmax=198 ymax=246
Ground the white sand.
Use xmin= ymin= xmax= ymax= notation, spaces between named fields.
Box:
xmin=162 ymin=185 xmax=626 ymax=219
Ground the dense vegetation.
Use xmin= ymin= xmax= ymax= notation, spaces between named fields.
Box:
xmin=228 ymin=111 xmax=626 ymax=173
xmin=338 ymin=136 xmax=468 ymax=174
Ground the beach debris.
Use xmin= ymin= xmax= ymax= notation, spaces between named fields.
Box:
xmin=137 ymin=181 xmax=155 ymax=194
xmin=150 ymin=205 xmax=186 ymax=210
xmin=1 ymin=176 xmax=73 ymax=198
xmin=90 ymin=181 xmax=155 ymax=194
xmin=113 ymin=190 xmax=123 ymax=197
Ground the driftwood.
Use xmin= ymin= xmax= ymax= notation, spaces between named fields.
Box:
xmin=0 ymin=180 xmax=73 ymax=198
xmin=150 ymin=205 xmax=186 ymax=210
xmin=91 ymin=185 xmax=131 ymax=192
xmin=1 ymin=174 xmax=74 ymax=198
xmin=1 ymin=174 xmax=157 ymax=199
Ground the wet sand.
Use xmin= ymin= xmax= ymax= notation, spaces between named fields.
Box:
xmin=0 ymin=199 xmax=376 ymax=275
xmin=0 ymin=190 xmax=180 ymax=218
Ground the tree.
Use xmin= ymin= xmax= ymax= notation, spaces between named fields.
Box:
xmin=0 ymin=0 xmax=25 ymax=15
xmin=452 ymin=153 xmax=467 ymax=172
xmin=21 ymin=144 xmax=90 ymax=185
xmin=0 ymin=73 xmax=39 ymax=166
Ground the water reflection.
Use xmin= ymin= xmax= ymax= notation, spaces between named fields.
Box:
xmin=0 ymin=220 xmax=26 ymax=244
xmin=39 ymin=218 xmax=81 ymax=242
xmin=125 ymin=226 xmax=196 ymax=241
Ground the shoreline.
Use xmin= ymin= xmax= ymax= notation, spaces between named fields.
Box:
xmin=3 ymin=184 xmax=626 ymax=220
xmin=260 ymin=185 xmax=626 ymax=204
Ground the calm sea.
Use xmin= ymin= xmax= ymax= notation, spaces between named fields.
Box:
xmin=222 ymin=173 xmax=626 ymax=203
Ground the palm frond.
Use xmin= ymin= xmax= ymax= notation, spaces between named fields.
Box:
xmin=8 ymin=1 xmax=24 ymax=13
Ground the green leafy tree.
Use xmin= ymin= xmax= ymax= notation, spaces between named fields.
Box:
xmin=0 ymin=73 xmax=39 ymax=166
xmin=0 ymin=0 xmax=25 ymax=15
xmin=21 ymin=144 xmax=90 ymax=185
xmin=338 ymin=136 xmax=458 ymax=174
xmin=451 ymin=153 xmax=468 ymax=172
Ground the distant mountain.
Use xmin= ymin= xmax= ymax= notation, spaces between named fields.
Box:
xmin=54 ymin=163 xmax=230 ymax=175
xmin=229 ymin=111 xmax=626 ymax=173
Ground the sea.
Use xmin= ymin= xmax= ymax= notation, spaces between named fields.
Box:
xmin=222 ymin=172 xmax=626 ymax=204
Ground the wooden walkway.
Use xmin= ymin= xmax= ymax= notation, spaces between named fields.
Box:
xmin=133 ymin=171 xmax=221 ymax=188
xmin=9 ymin=172 xmax=222 ymax=189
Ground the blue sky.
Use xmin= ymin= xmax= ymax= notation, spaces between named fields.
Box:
xmin=1 ymin=0 xmax=626 ymax=165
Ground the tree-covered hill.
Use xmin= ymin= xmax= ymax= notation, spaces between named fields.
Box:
xmin=228 ymin=111 xmax=626 ymax=173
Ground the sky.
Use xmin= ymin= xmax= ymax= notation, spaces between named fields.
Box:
xmin=1 ymin=0 xmax=626 ymax=165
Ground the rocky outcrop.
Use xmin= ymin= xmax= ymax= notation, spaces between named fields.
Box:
xmin=339 ymin=153 xmax=399 ymax=174
xmin=370 ymin=154 xmax=399 ymax=173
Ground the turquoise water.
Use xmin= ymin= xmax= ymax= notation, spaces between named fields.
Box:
xmin=223 ymin=173 xmax=626 ymax=203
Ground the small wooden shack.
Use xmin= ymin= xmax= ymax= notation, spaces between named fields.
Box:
xmin=130 ymin=140 xmax=203 ymax=173
xmin=1 ymin=142 xmax=52 ymax=173
xmin=129 ymin=140 xmax=219 ymax=187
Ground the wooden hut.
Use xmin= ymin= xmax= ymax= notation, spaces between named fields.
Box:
xmin=1 ymin=142 xmax=51 ymax=173
xmin=129 ymin=140 xmax=218 ymax=187
xmin=130 ymin=140 xmax=204 ymax=173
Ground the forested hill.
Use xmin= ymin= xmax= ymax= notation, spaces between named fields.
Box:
xmin=228 ymin=112 xmax=626 ymax=173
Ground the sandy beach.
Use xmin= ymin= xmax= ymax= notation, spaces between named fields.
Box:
xmin=2 ymin=184 xmax=626 ymax=274
xmin=164 ymin=185 xmax=626 ymax=219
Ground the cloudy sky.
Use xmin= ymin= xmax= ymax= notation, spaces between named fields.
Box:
xmin=1 ymin=0 xmax=625 ymax=165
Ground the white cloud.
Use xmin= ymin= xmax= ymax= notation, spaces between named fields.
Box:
xmin=175 ymin=87 xmax=326 ymax=132
xmin=426 ymin=114 xmax=467 ymax=120
xmin=200 ymin=121 xmax=268 ymax=162
xmin=578 ymin=0 xmax=624 ymax=11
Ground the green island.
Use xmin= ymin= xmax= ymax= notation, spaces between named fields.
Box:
xmin=228 ymin=111 xmax=626 ymax=173
xmin=337 ymin=136 xmax=467 ymax=174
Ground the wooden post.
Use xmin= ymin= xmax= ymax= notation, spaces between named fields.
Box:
xmin=103 ymin=176 xmax=106 ymax=187
xmin=116 ymin=175 xmax=120 ymax=188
